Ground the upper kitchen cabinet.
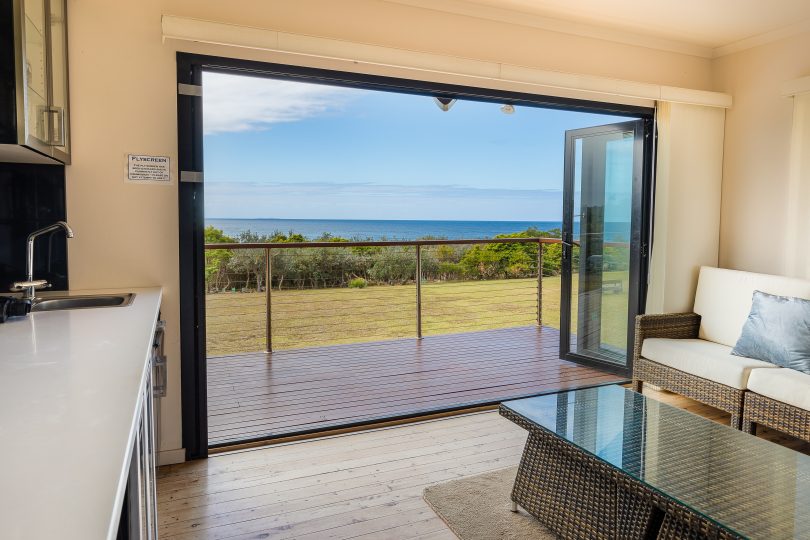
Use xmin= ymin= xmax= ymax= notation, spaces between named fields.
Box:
xmin=0 ymin=0 xmax=70 ymax=164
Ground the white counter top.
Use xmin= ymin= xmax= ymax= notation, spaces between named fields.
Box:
xmin=0 ymin=287 xmax=162 ymax=540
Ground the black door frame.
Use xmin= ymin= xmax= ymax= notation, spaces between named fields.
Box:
xmin=176 ymin=52 xmax=655 ymax=459
xmin=559 ymin=120 xmax=654 ymax=378
xmin=177 ymin=54 xmax=207 ymax=460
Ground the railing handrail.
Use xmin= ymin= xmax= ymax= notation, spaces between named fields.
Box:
xmin=205 ymin=237 xmax=563 ymax=250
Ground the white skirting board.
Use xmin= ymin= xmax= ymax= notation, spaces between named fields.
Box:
xmin=158 ymin=448 xmax=186 ymax=466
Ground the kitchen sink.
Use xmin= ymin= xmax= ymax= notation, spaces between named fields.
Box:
xmin=31 ymin=293 xmax=135 ymax=312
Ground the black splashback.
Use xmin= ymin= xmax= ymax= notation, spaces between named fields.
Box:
xmin=0 ymin=163 xmax=68 ymax=293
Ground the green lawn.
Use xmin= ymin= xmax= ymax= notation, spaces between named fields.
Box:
xmin=206 ymin=274 xmax=629 ymax=356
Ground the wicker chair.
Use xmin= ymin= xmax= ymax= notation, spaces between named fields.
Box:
xmin=632 ymin=312 xmax=747 ymax=430
xmin=742 ymin=384 xmax=810 ymax=443
xmin=633 ymin=267 xmax=810 ymax=432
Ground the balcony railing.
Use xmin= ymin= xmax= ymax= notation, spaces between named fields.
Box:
xmin=204 ymin=237 xmax=574 ymax=355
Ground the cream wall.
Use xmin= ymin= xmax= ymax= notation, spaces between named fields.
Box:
xmin=64 ymin=0 xmax=715 ymax=462
xmin=712 ymin=31 xmax=810 ymax=278
xmin=646 ymin=102 xmax=725 ymax=314
xmin=784 ymin=91 xmax=810 ymax=279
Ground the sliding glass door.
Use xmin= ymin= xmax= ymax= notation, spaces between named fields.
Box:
xmin=560 ymin=120 xmax=647 ymax=372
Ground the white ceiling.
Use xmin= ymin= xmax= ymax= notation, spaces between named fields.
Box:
xmin=385 ymin=0 xmax=810 ymax=57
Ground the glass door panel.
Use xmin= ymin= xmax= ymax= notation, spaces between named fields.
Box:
xmin=47 ymin=0 xmax=68 ymax=154
xmin=561 ymin=120 xmax=645 ymax=370
xmin=24 ymin=0 xmax=48 ymax=145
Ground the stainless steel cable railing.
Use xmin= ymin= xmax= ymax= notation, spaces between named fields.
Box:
xmin=204 ymin=237 xmax=591 ymax=355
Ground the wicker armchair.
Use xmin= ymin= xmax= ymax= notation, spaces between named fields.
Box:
xmin=742 ymin=388 xmax=810 ymax=443
xmin=632 ymin=312 xmax=747 ymax=429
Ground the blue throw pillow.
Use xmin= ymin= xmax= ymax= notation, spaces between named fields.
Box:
xmin=731 ymin=290 xmax=810 ymax=374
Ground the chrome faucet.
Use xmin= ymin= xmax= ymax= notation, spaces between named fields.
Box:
xmin=12 ymin=221 xmax=74 ymax=301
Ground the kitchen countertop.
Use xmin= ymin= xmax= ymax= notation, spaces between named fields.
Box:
xmin=0 ymin=287 xmax=162 ymax=540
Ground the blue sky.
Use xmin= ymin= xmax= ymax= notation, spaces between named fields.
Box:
xmin=203 ymin=72 xmax=631 ymax=220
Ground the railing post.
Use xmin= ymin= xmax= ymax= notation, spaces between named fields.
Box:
xmin=416 ymin=244 xmax=422 ymax=339
xmin=537 ymin=240 xmax=543 ymax=327
xmin=265 ymin=247 xmax=272 ymax=353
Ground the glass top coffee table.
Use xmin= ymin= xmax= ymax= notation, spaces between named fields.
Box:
xmin=500 ymin=384 xmax=810 ymax=540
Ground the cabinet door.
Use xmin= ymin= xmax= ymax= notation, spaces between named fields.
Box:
xmin=143 ymin=373 xmax=158 ymax=539
xmin=22 ymin=0 xmax=50 ymax=149
xmin=127 ymin=422 xmax=146 ymax=539
xmin=122 ymin=382 xmax=159 ymax=539
xmin=46 ymin=0 xmax=68 ymax=159
xmin=138 ymin=411 xmax=150 ymax=537
xmin=17 ymin=0 xmax=69 ymax=161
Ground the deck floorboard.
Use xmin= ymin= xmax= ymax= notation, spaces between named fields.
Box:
xmin=207 ymin=326 xmax=626 ymax=446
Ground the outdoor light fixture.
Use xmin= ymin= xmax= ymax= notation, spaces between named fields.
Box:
xmin=500 ymin=104 xmax=516 ymax=114
xmin=433 ymin=96 xmax=457 ymax=112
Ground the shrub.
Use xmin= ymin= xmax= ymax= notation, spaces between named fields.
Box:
xmin=368 ymin=249 xmax=417 ymax=284
xmin=348 ymin=277 xmax=368 ymax=289
xmin=437 ymin=262 xmax=465 ymax=281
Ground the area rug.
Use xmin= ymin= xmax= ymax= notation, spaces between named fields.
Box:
xmin=423 ymin=466 xmax=557 ymax=539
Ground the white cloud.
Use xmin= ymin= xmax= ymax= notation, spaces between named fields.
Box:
xmin=202 ymin=72 xmax=359 ymax=135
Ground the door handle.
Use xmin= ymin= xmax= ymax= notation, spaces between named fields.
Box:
xmin=561 ymin=240 xmax=572 ymax=260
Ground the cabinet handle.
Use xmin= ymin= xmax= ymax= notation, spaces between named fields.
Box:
xmin=153 ymin=357 xmax=167 ymax=398
xmin=37 ymin=107 xmax=65 ymax=146
xmin=152 ymin=320 xmax=167 ymax=398
xmin=36 ymin=106 xmax=50 ymax=144
xmin=48 ymin=107 xmax=65 ymax=146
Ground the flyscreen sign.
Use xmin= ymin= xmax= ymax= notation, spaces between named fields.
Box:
xmin=125 ymin=154 xmax=172 ymax=184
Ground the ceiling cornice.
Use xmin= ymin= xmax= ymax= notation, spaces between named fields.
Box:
xmin=712 ymin=18 xmax=810 ymax=58
xmin=381 ymin=0 xmax=810 ymax=60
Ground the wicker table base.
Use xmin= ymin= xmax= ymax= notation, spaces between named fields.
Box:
xmin=501 ymin=407 xmax=743 ymax=540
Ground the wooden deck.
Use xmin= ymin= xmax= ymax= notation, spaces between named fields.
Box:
xmin=207 ymin=325 xmax=626 ymax=446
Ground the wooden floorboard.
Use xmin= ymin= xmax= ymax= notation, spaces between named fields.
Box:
xmin=160 ymin=387 xmax=810 ymax=539
xmin=206 ymin=326 xmax=625 ymax=446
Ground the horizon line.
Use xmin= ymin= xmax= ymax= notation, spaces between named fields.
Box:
xmin=205 ymin=217 xmax=571 ymax=223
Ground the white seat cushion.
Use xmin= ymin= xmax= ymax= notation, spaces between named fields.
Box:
xmin=748 ymin=368 xmax=810 ymax=411
xmin=641 ymin=338 xmax=777 ymax=389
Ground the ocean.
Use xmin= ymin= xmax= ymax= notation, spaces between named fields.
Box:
xmin=205 ymin=218 xmax=631 ymax=242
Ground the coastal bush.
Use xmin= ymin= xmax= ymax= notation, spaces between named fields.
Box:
xmin=203 ymin=225 xmax=584 ymax=292
xmin=204 ymin=226 xmax=235 ymax=292
xmin=368 ymin=249 xmax=417 ymax=284
xmin=459 ymin=230 xmax=542 ymax=280
xmin=437 ymin=262 xmax=464 ymax=281
xmin=348 ymin=277 xmax=368 ymax=288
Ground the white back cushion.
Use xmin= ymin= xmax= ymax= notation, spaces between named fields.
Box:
xmin=693 ymin=267 xmax=810 ymax=347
